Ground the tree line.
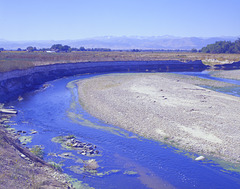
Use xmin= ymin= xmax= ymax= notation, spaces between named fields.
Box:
xmin=199 ymin=38 xmax=240 ymax=54
xmin=1 ymin=40 xmax=240 ymax=53
xmin=0 ymin=44 xmax=111 ymax=52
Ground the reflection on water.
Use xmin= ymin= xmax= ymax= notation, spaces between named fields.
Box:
xmin=114 ymin=154 xmax=176 ymax=189
xmin=7 ymin=72 xmax=240 ymax=189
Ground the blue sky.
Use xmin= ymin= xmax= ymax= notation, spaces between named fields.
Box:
xmin=0 ymin=0 xmax=239 ymax=41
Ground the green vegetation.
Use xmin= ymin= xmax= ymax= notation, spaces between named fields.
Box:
xmin=200 ymin=39 xmax=240 ymax=54
xmin=50 ymin=44 xmax=72 ymax=52
xmin=66 ymin=134 xmax=76 ymax=139
xmin=48 ymin=161 xmax=63 ymax=172
xmin=30 ymin=145 xmax=44 ymax=159
xmin=19 ymin=136 xmax=32 ymax=145
xmin=16 ymin=44 xmax=111 ymax=53
xmin=123 ymin=170 xmax=138 ymax=176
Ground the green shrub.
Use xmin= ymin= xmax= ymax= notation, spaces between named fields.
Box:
xmin=30 ymin=145 xmax=44 ymax=159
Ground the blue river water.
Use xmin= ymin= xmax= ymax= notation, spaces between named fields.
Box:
xmin=7 ymin=72 xmax=240 ymax=189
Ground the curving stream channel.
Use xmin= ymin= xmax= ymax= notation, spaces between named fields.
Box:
xmin=6 ymin=71 xmax=240 ymax=189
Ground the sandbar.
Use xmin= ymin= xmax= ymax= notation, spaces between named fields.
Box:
xmin=77 ymin=73 xmax=240 ymax=163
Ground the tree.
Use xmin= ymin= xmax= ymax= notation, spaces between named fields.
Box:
xmin=191 ymin=48 xmax=197 ymax=53
xmin=26 ymin=46 xmax=34 ymax=52
xmin=131 ymin=49 xmax=140 ymax=52
xmin=200 ymin=39 xmax=240 ymax=54
xmin=234 ymin=38 xmax=240 ymax=53
xmin=50 ymin=44 xmax=71 ymax=52
xmin=79 ymin=47 xmax=86 ymax=51
xmin=50 ymin=44 xmax=63 ymax=52
xmin=61 ymin=45 xmax=71 ymax=52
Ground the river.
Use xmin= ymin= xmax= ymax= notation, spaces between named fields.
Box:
xmin=6 ymin=71 xmax=240 ymax=189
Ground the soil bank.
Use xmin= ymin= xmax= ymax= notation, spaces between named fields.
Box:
xmin=0 ymin=118 xmax=71 ymax=189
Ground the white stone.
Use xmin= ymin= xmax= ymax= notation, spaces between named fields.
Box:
xmin=195 ymin=156 xmax=205 ymax=161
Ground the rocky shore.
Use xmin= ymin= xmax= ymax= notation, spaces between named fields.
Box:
xmin=77 ymin=72 xmax=240 ymax=163
xmin=0 ymin=110 xmax=72 ymax=189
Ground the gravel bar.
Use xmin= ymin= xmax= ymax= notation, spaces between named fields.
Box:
xmin=77 ymin=73 xmax=240 ymax=163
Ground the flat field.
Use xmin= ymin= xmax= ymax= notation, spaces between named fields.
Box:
xmin=1 ymin=51 xmax=240 ymax=72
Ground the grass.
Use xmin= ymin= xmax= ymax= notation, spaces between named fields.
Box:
xmin=0 ymin=127 xmax=70 ymax=188
xmin=1 ymin=51 xmax=240 ymax=72
xmin=48 ymin=161 xmax=63 ymax=172
xmin=30 ymin=145 xmax=44 ymax=159
xmin=66 ymin=134 xmax=76 ymax=139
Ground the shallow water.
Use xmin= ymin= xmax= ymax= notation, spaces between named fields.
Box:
xmin=179 ymin=71 xmax=240 ymax=97
xmin=7 ymin=72 xmax=240 ymax=189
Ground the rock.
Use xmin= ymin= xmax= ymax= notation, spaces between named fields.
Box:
xmin=17 ymin=130 xmax=27 ymax=134
xmin=18 ymin=96 xmax=23 ymax=101
xmin=65 ymin=140 xmax=72 ymax=146
xmin=31 ymin=130 xmax=37 ymax=134
xmin=195 ymin=156 xmax=205 ymax=161
xmin=72 ymin=143 xmax=78 ymax=147
xmin=89 ymin=147 xmax=93 ymax=150
xmin=0 ymin=108 xmax=18 ymax=114
xmin=62 ymin=153 xmax=70 ymax=157
xmin=84 ymin=159 xmax=99 ymax=170
xmin=20 ymin=154 xmax=26 ymax=158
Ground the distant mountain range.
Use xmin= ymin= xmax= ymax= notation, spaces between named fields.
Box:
xmin=0 ymin=36 xmax=239 ymax=50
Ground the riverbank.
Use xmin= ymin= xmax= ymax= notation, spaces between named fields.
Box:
xmin=77 ymin=72 xmax=240 ymax=163
xmin=1 ymin=51 xmax=240 ymax=72
xmin=0 ymin=112 xmax=71 ymax=188
xmin=211 ymin=69 xmax=240 ymax=80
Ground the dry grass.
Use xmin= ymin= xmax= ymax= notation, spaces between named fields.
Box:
xmin=0 ymin=117 xmax=70 ymax=188
xmin=1 ymin=51 xmax=240 ymax=72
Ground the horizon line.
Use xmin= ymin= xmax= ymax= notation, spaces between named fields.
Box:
xmin=1 ymin=35 xmax=240 ymax=42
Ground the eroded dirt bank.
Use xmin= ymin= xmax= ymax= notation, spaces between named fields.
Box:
xmin=77 ymin=73 xmax=240 ymax=163
xmin=0 ymin=117 xmax=71 ymax=189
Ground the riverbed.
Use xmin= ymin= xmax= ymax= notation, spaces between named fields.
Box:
xmin=7 ymin=71 xmax=240 ymax=189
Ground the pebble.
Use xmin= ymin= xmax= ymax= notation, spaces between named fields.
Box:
xmin=62 ymin=153 xmax=70 ymax=157
xmin=31 ymin=130 xmax=37 ymax=134
xmin=20 ymin=154 xmax=26 ymax=158
xmin=195 ymin=156 xmax=205 ymax=161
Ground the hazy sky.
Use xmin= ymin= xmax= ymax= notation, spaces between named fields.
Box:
xmin=0 ymin=0 xmax=239 ymax=41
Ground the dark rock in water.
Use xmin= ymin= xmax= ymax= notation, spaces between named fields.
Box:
xmin=31 ymin=130 xmax=37 ymax=134
xmin=17 ymin=130 xmax=27 ymax=134
xmin=89 ymin=147 xmax=93 ymax=151
xmin=53 ymin=135 xmax=100 ymax=156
